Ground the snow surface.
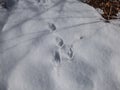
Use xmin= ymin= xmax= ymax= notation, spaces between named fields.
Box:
xmin=0 ymin=0 xmax=120 ymax=90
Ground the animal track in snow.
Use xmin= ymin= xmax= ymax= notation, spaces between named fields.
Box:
xmin=60 ymin=45 xmax=74 ymax=60
xmin=49 ymin=23 xmax=56 ymax=31
xmin=54 ymin=51 xmax=61 ymax=64
xmin=53 ymin=34 xmax=74 ymax=63
xmin=55 ymin=36 xmax=64 ymax=47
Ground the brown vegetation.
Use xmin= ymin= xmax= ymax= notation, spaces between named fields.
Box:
xmin=85 ymin=0 xmax=120 ymax=20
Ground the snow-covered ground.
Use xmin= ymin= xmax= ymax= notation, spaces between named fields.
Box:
xmin=0 ymin=0 xmax=120 ymax=90
xmin=0 ymin=8 xmax=8 ymax=31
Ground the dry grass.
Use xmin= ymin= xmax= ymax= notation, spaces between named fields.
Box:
xmin=85 ymin=0 xmax=120 ymax=20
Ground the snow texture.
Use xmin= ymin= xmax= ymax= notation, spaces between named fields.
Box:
xmin=0 ymin=0 xmax=120 ymax=90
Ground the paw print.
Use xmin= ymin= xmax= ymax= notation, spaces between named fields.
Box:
xmin=54 ymin=51 xmax=61 ymax=64
xmin=61 ymin=45 xmax=74 ymax=59
xmin=48 ymin=23 xmax=56 ymax=31
xmin=55 ymin=37 xmax=64 ymax=47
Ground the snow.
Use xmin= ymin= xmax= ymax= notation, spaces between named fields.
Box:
xmin=0 ymin=0 xmax=120 ymax=90
xmin=0 ymin=8 xmax=8 ymax=31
